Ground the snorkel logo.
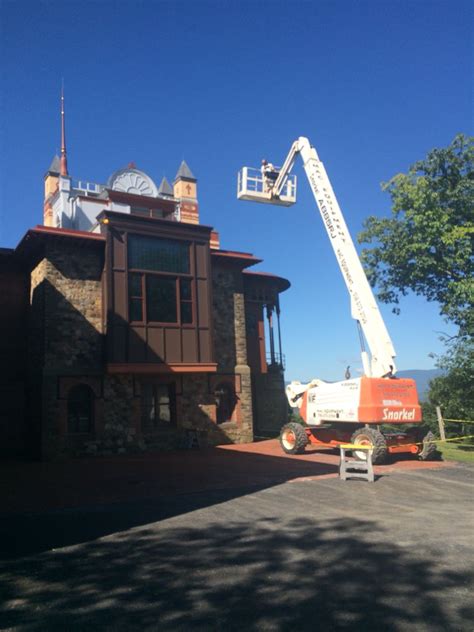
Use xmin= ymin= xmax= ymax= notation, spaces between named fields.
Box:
xmin=382 ymin=408 xmax=416 ymax=421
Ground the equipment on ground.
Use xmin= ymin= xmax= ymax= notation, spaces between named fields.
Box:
xmin=238 ymin=137 xmax=437 ymax=463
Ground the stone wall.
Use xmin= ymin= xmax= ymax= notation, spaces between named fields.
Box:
xmin=28 ymin=242 xmax=106 ymax=458
xmin=212 ymin=266 xmax=238 ymax=372
xmin=39 ymin=244 xmax=104 ymax=369
xmin=211 ymin=263 xmax=254 ymax=443
xmin=180 ymin=374 xmax=253 ymax=446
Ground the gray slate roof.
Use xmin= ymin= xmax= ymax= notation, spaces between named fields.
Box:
xmin=158 ymin=177 xmax=174 ymax=197
xmin=47 ymin=155 xmax=61 ymax=174
xmin=175 ymin=160 xmax=196 ymax=181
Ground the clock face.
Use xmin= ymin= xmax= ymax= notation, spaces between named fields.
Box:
xmin=108 ymin=168 xmax=158 ymax=197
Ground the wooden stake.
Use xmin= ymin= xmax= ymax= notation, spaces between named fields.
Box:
xmin=436 ymin=406 xmax=446 ymax=441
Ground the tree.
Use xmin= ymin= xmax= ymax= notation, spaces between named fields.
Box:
xmin=358 ymin=134 xmax=474 ymax=337
xmin=423 ymin=339 xmax=474 ymax=433
xmin=359 ymin=135 xmax=474 ymax=423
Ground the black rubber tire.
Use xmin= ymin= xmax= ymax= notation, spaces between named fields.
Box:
xmin=419 ymin=431 xmax=440 ymax=461
xmin=351 ymin=427 xmax=388 ymax=464
xmin=280 ymin=422 xmax=308 ymax=455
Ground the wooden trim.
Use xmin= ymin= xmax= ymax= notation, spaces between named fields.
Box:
xmin=107 ymin=362 xmax=217 ymax=374
xmin=97 ymin=210 xmax=213 ymax=238
xmin=107 ymin=189 xmax=177 ymax=211
xmin=133 ymin=375 xmax=183 ymax=396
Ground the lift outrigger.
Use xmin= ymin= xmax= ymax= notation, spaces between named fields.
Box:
xmin=238 ymin=137 xmax=437 ymax=463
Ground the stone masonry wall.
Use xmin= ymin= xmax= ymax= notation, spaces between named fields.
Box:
xmin=211 ymin=263 xmax=254 ymax=443
xmin=211 ymin=266 xmax=238 ymax=372
xmin=41 ymin=244 xmax=104 ymax=369
xmin=179 ymin=374 xmax=253 ymax=446
xmin=29 ymin=242 xmax=106 ymax=458
xmin=78 ymin=374 xmax=142 ymax=457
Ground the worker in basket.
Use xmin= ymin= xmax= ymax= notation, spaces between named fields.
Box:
xmin=261 ymin=159 xmax=279 ymax=194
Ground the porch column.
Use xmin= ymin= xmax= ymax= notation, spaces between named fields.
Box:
xmin=266 ymin=304 xmax=275 ymax=365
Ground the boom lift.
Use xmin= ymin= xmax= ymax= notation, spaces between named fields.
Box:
xmin=238 ymin=137 xmax=437 ymax=463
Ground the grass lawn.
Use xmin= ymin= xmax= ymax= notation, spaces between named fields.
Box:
xmin=439 ymin=438 xmax=474 ymax=463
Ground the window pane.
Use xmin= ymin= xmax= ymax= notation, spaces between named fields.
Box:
xmin=129 ymin=298 xmax=143 ymax=321
xmin=68 ymin=385 xmax=94 ymax=433
xmin=159 ymin=404 xmax=171 ymax=423
xmin=180 ymin=278 xmax=192 ymax=300
xmin=181 ymin=302 xmax=193 ymax=324
xmin=147 ymin=276 xmax=177 ymax=323
xmin=129 ymin=273 xmax=142 ymax=297
xmin=156 ymin=385 xmax=170 ymax=404
xmin=141 ymin=383 xmax=174 ymax=428
xmin=131 ymin=207 xmax=150 ymax=217
xmin=129 ymin=235 xmax=190 ymax=273
xmin=141 ymin=383 xmax=156 ymax=429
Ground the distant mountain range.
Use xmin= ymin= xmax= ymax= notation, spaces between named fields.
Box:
xmin=286 ymin=369 xmax=443 ymax=402
xmin=396 ymin=369 xmax=443 ymax=401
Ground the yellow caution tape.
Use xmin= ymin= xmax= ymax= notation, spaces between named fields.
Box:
xmin=340 ymin=435 xmax=474 ymax=451
xmin=424 ymin=434 xmax=474 ymax=445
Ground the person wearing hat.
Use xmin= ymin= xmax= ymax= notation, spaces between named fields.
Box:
xmin=261 ymin=159 xmax=278 ymax=193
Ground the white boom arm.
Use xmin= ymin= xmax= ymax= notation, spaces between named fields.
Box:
xmin=273 ymin=137 xmax=396 ymax=377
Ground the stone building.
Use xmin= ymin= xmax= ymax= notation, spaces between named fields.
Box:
xmin=0 ymin=109 xmax=290 ymax=459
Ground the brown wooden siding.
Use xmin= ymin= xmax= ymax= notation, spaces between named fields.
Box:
xmin=103 ymin=213 xmax=214 ymax=369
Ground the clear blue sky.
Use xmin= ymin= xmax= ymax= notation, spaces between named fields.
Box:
xmin=1 ymin=0 xmax=472 ymax=381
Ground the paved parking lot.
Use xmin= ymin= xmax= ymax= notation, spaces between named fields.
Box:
xmin=1 ymin=441 xmax=473 ymax=631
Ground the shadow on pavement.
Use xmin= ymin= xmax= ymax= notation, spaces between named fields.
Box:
xmin=1 ymin=515 xmax=472 ymax=631
xmin=0 ymin=447 xmax=339 ymax=559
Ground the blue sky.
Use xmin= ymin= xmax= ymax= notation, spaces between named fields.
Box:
xmin=1 ymin=0 xmax=472 ymax=381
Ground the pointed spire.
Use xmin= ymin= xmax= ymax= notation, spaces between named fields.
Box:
xmin=175 ymin=160 xmax=196 ymax=181
xmin=158 ymin=177 xmax=173 ymax=197
xmin=60 ymin=84 xmax=69 ymax=176
xmin=47 ymin=154 xmax=61 ymax=175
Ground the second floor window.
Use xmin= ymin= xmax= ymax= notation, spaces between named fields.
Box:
xmin=129 ymin=235 xmax=189 ymax=273
xmin=128 ymin=235 xmax=193 ymax=324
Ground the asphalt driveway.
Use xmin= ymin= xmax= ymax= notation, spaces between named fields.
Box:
xmin=0 ymin=441 xmax=473 ymax=631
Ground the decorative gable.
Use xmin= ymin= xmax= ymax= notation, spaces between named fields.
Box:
xmin=107 ymin=168 xmax=158 ymax=197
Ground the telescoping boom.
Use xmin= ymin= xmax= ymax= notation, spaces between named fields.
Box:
xmin=239 ymin=136 xmax=396 ymax=378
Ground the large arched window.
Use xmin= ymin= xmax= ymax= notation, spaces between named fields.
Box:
xmin=214 ymin=382 xmax=237 ymax=424
xmin=67 ymin=384 xmax=94 ymax=434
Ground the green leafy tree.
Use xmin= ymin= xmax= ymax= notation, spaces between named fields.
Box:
xmin=359 ymin=135 xmax=474 ymax=425
xmin=359 ymin=134 xmax=474 ymax=336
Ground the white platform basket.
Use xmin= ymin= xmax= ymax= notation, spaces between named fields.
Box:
xmin=237 ymin=167 xmax=296 ymax=206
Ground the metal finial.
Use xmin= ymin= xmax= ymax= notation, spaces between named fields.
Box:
xmin=60 ymin=82 xmax=68 ymax=176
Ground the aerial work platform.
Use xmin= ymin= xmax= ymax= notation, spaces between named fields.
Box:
xmin=237 ymin=167 xmax=297 ymax=206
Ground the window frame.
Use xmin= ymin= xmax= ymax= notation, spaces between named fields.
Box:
xmin=67 ymin=384 xmax=95 ymax=435
xmin=141 ymin=381 xmax=176 ymax=431
xmin=127 ymin=234 xmax=195 ymax=326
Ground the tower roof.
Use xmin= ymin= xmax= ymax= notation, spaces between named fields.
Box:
xmin=46 ymin=154 xmax=61 ymax=175
xmin=158 ymin=177 xmax=173 ymax=197
xmin=175 ymin=160 xmax=196 ymax=181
